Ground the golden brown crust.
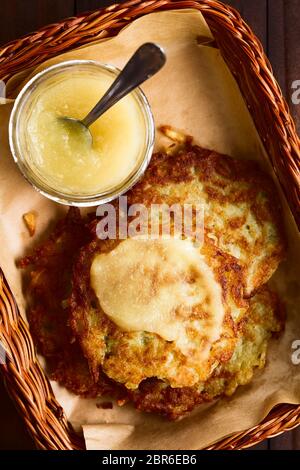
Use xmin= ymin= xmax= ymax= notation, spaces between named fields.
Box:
xmin=19 ymin=208 xmax=89 ymax=356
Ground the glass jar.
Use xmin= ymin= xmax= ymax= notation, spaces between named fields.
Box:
xmin=9 ymin=60 xmax=155 ymax=206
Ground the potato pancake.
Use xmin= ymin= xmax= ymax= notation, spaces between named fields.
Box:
xmin=19 ymin=142 xmax=286 ymax=419
xmin=70 ymin=234 xmax=247 ymax=389
xmin=126 ymin=145 xmax=285 ymax=296
xmin=20 ymin=210 xmax=283 ymax=418
xmin=129 ymin=286 xmax=284 ymax=419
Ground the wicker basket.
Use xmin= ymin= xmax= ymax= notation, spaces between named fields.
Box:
xmin=0 ymin=0 xmax=299 ymax=450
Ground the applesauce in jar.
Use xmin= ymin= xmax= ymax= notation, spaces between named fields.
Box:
xmin=9 ymin=60 xmax=154 ymax=206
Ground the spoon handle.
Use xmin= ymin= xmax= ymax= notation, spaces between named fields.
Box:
xmin=82 ymin=43 xmax=166 ymax=128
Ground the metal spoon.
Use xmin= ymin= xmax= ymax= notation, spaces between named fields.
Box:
xmin=59 ymin=43 xmax=166 ymax=144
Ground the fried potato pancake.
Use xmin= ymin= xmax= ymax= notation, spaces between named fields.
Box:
xmin=19 ymin=143 xmax=286 ymax=420
xmin=69 ymin=145 xmax=285 ymax=391
xmin=129 ymin=287 xmax=284 ymax=419
xmin=126 ymin=145 xmax=285 ymax=296
xmin=19 ymin=210 xmax=284 ymax=418
xmin=70 ymin=234 xmax=248 ymax=390
xmin=19 ymin=208 xmax=125 ymax=399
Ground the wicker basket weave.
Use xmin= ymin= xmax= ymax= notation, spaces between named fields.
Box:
xmin=0 ymin=0 xmax=299 ymax=450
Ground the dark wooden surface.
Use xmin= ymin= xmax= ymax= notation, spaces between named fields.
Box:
xmin=0 ymin=0 xmax=299 ymax=450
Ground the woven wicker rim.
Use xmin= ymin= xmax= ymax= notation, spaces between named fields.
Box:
xmin=0 ymin=0 xmax=299 ymax=450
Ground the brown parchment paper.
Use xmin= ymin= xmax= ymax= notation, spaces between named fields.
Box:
xmin=0 ymin=10 xmax=300 ymax=450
